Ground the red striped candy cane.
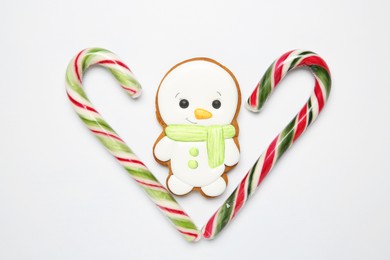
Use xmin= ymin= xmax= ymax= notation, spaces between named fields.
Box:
xmin=202 ymin=49 xmax=331 ymax=239
xmin=66 ymin=48 xmax=200 ymax=241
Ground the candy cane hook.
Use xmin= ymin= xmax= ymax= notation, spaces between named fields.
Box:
xmin=65 ymin=48 xmax=200 ymax=242
xmin=202 ymin=49 xmax=331 ymax=239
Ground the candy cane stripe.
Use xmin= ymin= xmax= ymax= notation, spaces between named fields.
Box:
xmin=115 ymin=156 xmax=146 ymax=166
xmin=314 ymin=80 xmax=325 ymax=112
xmin=97 ymin=59 xmax=131 ymax=71
xmin=274 ymin=50 xmax=294 ymax=85
xmin=157 ymin=205 xmax=187 ymax=216
xmin=277 ymin=119 xmax=296 ymax=158
xmin=293 ymin=104 xmax=308 ymax=142
xmin=258 ymin=136 xmax=278 ymax=186
xmin=232 ymin=174 xmax=248 ymax=219
xmin=121 ymin=85 xmax=137 ymax=94
xmin=134 ymin=179 xmax=165 ymax=190
xmin=249 ymin=82 xmax=260 ymax=108
xmin=204 ymin=214 xmax=217 ymax=239
xmin=247 ymin=160 xmax=259 ymax=195
xmin=67 ymin=93 xmax=98 ymax=113
xmin=90 ymin=129 xmax=124 ymax=142
xmin=74 ymin=50 xmax=83 ymax=83
xmin=179 ymin=230 xmax=200 ymax=239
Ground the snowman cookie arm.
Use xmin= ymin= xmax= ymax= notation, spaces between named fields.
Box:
xmin=224 ymin=138 xmax=240 ymax=166
xmin=154 ymin=136 xmax=175 ymax=162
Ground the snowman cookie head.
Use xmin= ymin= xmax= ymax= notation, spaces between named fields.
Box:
xmin=156 ymin=58 xmax=241 ymax=126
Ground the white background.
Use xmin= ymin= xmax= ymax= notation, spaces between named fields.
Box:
xmin=1 ymin=0 xmax=389 ymax=259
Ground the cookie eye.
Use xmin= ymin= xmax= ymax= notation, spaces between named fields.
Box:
xmin=179 ymin=99 xmax=189 ymax=109
xmin=212 ymin=100 xmax=221 ymax=109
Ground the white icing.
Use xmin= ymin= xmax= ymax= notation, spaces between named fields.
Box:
xmin=154 ymin=136 xmax=174 ymax=162
xmin=155 ymin=59 xmax=240 ymax=196
xmin=224 ymin=139 xmax=240 ymax=166
xmin=167 ymin=175 xmax=193 ymax=195
xmin=201 ymin=177 xmax=227 ymax=197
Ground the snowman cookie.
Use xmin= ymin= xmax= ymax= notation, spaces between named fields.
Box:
xmin=153 ymin=58 xmax=241 ymax=197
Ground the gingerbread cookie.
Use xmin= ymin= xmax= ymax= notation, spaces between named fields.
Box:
xmin=153 ymin=58 xmax=241 ymax=197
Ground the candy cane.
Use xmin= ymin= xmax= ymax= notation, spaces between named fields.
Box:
xmin=202 ymin=49 xmax=331 ymax=239
xmin=65 ymin=48 xmax=200 ymax=242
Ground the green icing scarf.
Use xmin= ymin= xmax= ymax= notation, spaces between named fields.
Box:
xmin=165 ymin=124 xmax=236 ymax=168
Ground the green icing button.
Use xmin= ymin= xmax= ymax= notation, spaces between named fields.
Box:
xmin=189 ymin=147 xmax=199 ymax=157
xmin=188 ymin=160 xmax=198 ymax=169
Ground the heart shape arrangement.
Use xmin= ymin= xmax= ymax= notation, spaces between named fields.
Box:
xmin=65 ymin=48 xmax=331 ymax=242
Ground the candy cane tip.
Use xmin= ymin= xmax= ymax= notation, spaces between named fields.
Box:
xmin=244 ymin=101 xmax=261 ymax=113
xmin=202 ymin=235 xmax=213 ymax=240
xmin=131 ymin=88 xmax=143 ymax=99
xmin=200 ymin=227 xmax=213 ymax=240
xmin=193 ymin=235 xmax=202 ymax=242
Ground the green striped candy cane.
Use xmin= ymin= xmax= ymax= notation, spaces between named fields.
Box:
xmin=65 ymin=48 xmax=200 ymax=242
xmin=202 ymin=49 xmax=331 ymax=239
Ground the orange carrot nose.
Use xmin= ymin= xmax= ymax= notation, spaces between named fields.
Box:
xmin=194 ymin=108 xmax=213 ymax=119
